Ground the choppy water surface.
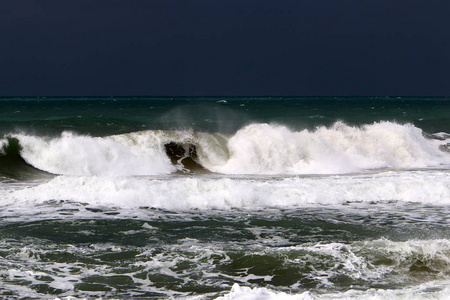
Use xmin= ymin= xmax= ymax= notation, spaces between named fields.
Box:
xmin=0 ymin=97 xmax=450 ymax=299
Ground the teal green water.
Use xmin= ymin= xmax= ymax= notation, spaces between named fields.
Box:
xmin=1 ymin=97 xmax=449 ymax=135
xmin=0 ymin=97 xmax=450 ymax=299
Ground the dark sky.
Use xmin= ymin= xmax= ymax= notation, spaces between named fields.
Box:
xmin=1 ymin=0 xmax=449 ymax=96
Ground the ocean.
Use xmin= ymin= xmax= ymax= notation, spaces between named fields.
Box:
xmin=0 ymin=97 xmax=450 ymax=299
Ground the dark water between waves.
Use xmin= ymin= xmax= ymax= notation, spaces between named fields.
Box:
xmin=0 ymin=97 xmax=450 ymax=299
xmin=1 ymin=202 xmax=450 ymax=298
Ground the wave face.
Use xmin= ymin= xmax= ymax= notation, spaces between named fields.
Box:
xmin=0 ymin=137 xmax=51 ymax=179
xmin=2 ymin=121 xmax=449 ymax=177
xmin=210 ymin=121 xmax=449 ymax=174
xmin=6 ymin=131 xmax=176 ymax=176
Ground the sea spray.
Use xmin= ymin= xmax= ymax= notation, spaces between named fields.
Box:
xmin=1 ymin=97 xmax=450 ymax=299
xmin=13 ymin=131 xmax=175 ymax=176
xmin=211 ymin=122 xmax=449 ymax=174
xmin=5 ymin=121 xmax=450 ymax=177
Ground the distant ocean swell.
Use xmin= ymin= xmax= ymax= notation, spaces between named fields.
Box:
xmin=1 ymin=121 xmax=449 ymax=178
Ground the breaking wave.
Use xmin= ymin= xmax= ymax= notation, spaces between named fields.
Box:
xmin=0 ymin=121 xmax=449 ymax=177
xmin=3 ymin=171 xmax=450 ymax=210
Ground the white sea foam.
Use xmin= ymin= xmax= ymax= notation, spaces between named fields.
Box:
xmin=9 ymin=122 xmax=450 ymax=177
xmin=208 ymin=122 xmax=450 ymax=174
xmin=214 ymin=239 xmax=450 ymax=300
xmin=12 ymin=131 xmax=176 ymax=176
xmin=0 ymin=137 xmax=8 ymax=155
xmin=34 ymin=239 xmax=450 ymax=300
xmin=214 ymin=284 xmax=314 ymax=299
xmin=3 ymin=236 xmax=450 ymax=300
xmin=4 ymin=170 xmax=450 ymax=210
xmin=297 ymin=239 xmax=450 ymax=287
xmin=214 ymin=282 xmax=450 ymax=300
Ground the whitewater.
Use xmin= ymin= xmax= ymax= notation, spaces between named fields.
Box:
xmin=4 ymin=121 xmax=449 ymax=177
xmin=1 ymin=97 xmax=450 ymax=299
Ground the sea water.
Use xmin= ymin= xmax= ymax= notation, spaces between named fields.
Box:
xmin=0 ymin=97 xmax=449 ymax=299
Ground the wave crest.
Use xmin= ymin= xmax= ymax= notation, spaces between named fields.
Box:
xmin=209 ymin=121 xmax=449 ymax=174
xmin=3 ymin=121 xmax=449 ymax=176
